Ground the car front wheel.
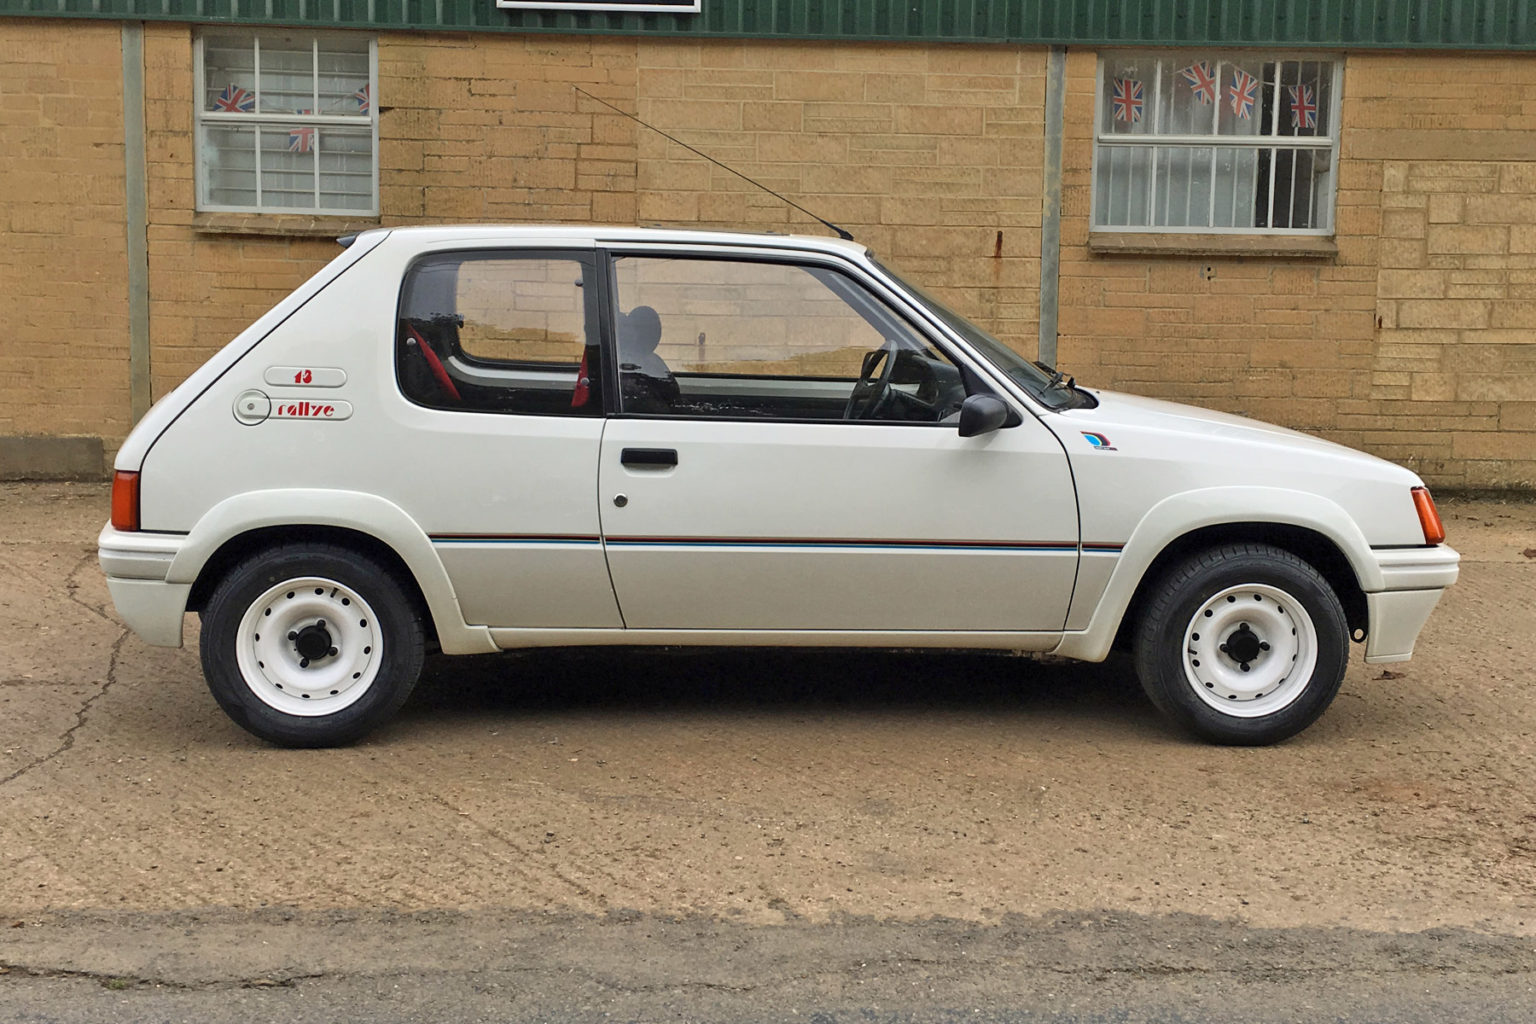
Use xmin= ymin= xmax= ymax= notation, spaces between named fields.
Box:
xmin=1133 ymin=543 xmax=1349 ymax=745
xmin=199 ymin=544 xmax=425 ymax=747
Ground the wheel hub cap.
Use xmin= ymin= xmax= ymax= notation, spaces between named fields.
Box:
xmin=1221 ymin=623 xmax=1264 ymax=667
xmin=291 ymin=622 xmax=335 ymax=664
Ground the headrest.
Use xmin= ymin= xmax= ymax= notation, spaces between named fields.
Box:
xmin=620 ymin=305 xmax=662 ymax=354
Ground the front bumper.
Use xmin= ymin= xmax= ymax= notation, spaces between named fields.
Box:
xmin=1363 ymin=544 xmax=1459 ymax=663
xmin=98 ymin=525 xmax=190 ymax=648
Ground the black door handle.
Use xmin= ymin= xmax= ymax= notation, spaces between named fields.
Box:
xmin=620 ymin=447 xmax=678 ymax=467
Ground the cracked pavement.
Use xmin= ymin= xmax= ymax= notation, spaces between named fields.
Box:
xmin=1 ymin=482 xmax=1535 ymax=1022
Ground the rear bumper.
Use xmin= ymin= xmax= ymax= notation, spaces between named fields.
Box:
xmin=98 ymin=524 xmax=190 ymax=648
xmin=1363 ymin=545 xmax=1458 ymax=663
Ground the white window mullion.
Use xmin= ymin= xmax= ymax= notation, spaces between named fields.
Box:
xmin=312 ymin=37 xmax=322 ymax=210
xmin=252 ymin=37 xmax=264 ymax=208
xmin=1265 ymin=61 xmax=1281 ymax=229
xmin=1148 ymin=59 xmax=1161 ymax=226
xmin=1209 ymin=59 xmax=1221 ymax=230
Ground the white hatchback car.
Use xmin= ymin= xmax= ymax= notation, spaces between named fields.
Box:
xmin=99 ymin=226 xmax=1458 ymax=747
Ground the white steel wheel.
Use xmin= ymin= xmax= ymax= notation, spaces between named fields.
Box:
xmin=200 ymin=543 xmax=425 ymax=747
xmin=234 ymin=577 xmax=383 ymax=717
xmin=1132 ymin=542 xmax=1350 ymax=746
xmin=1181 ymin=583 xmax=1317 ymax=718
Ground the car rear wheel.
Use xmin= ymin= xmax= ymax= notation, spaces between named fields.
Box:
xmin=1133 ymin=543 xmax=1349 ymax=745
xmin=199 ymin=544 xmax=424 ymax=747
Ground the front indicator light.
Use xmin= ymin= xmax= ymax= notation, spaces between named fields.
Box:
xmin=1412 ymin=486 xmax=1445 ymax=545
xmin=111 ymin=471 xmax=140 ymax=532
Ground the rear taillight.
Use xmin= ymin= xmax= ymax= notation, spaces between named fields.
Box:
xmin=110 ymin=471 xmax=140 ymax=532
xmin=1411 ymin=486 xmax=1445 ymax=545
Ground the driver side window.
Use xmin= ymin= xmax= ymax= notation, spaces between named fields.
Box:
xmin=609 ymin=255 xmax=968 ymax=424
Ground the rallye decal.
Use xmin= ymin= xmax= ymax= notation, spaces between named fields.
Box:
xmin=269 ymin=399 xmax=353 ymax=421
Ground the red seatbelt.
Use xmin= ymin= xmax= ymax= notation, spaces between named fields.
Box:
xmin=571 ymin=350 xmax=591 ymax=409
xmin=407 ymin=325 xmax=461 ymax=402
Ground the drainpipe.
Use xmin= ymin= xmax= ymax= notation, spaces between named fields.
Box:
xmin=122 ymin=22 xmax=152 ymax=422
xmin=1038 ymin=46 xmax=1066 ymax=367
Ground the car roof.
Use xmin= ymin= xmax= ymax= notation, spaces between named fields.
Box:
xmin=355 ymin=224 xmax=871 ymax=259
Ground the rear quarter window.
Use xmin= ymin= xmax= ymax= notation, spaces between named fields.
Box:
xmin=396 ymin=250 xmax=603 ymax=416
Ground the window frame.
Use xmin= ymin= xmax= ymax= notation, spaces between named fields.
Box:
xmin=1090 ymin=51 xmax=1342 ymax=237
xmin=394 ymin=247 xmax=605 ymax=418
xmin=193 ymin=29 xmax=380 ymax=216
xmin=597 ymin=247 xmax=997 ymax=427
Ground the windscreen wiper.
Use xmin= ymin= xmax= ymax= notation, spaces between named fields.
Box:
xmin=1034 ymin=361 xmax=1075 ymax=390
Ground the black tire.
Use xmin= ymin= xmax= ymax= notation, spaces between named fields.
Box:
xmin=198 ymin=543 xmax=425 ymax=747
xmin=1132 ymin=543 xmax=1349 ymax=745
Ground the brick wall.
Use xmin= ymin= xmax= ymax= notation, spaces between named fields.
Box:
xmin=132 ymin=31 xmax=1046 ymax=426
xmin=0 ymin=19 xmax=130 ymax=452
xmin=632 ymin=39 xmax=1045 ymax=347
xmin=1057 ymin=51 xmax=1536 ymax=490
xmin=379 ymin=32 xmax=639 ymax=224
xmin=140 ymin=24 xmax=344 ymax=399
xmin=6 ymin=21 xmax=1536 ymax=488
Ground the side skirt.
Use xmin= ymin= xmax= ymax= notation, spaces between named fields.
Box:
xmin=486 ymin=628 xmax=1065 ymax=652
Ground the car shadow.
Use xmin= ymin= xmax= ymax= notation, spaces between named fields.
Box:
xmin=404 ymin=645 xmax=1156 ymax=730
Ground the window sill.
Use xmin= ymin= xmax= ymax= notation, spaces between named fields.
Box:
xmin=192 ymin=211 xmax=382 ymax=239
xmin=1087 ymin=232 xmax=1337 ymax=259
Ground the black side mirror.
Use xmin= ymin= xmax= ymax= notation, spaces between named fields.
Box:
xmin=958 ymin=394 xmax=1011 ymax=437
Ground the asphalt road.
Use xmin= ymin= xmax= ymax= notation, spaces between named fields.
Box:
xmin=2 ymin=482 xmax=1535 ymax=1022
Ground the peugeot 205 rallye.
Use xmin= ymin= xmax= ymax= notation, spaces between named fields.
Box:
xmin=99 ymin=226 xmax=1458 ymax=747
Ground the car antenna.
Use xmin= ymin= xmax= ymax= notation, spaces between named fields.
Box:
xmin=573 ymin=85 xmax=855 ymax=242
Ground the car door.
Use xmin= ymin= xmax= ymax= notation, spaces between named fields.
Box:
xmin=596 ymin=248 xmax=1078 ymax=633
xmin=386 ymin=246 xmax=621 ymax=629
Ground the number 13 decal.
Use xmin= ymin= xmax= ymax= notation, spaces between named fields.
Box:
xmin=264 ymin=366 xmax=346 ymax=388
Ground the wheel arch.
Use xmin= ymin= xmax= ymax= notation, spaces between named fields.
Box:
xmin=1057 ymin=487 xmax=1378 ymax=663
xmin=168 ymin=489 xmax=498 ymax=655
xmin=1114 ymin=522 xmax=1368 ymax=655
xmin=188 ymin=525 xmax=429 ymax=631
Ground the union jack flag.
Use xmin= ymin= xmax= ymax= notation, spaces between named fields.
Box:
xmin=1227 ymin=68 xmax=1258 ymax=120
xmin=1111 ymin=77 xmax=1144 ymax=124
xmin=354 ymin=83 xmax=370 ymax=114
xmin=212 ymin=84 xmax=254 ymax=113
xmin=1287 ymin=82 xmax=1317 ymax=130
xmin=289 ymin=110 xmax=315 ymax=153
xmin=1179 ymin=60 xmax=1217 ymax=105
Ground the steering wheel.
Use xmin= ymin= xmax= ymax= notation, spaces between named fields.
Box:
xmin=843 ymin=340 xmax=899 ymax=420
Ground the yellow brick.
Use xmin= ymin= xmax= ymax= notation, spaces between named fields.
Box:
xmin=1426 ymin=224 xmax=1509 ymax=254
xmin=1426 ymin=194 xmax=1463 ymax=223
xmin=1380 ymin=208 xmax=1426 ymax=239
xmin=1378 ymin=270 xmax=1446 ymax=298
xmin=1453 ymin=431 xmax=1536 ymax=460
xmin=893 ymin=105 xmax=982 ymax=135
xmin=1396 ymin=300 xmax=1491 ymax=329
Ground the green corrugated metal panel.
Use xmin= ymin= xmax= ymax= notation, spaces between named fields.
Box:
xmin=3 ymin=1 xmax=1536 ymax=50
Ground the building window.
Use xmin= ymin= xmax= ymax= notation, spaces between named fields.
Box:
xmin=1093 ymin=55 xmax=1339 ymax=234
xmin=195 ymin=32 xmax=377 ymax=215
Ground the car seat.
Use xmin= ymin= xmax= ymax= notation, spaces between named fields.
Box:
xmin=617 ymin=305 xmax=680 ymax=413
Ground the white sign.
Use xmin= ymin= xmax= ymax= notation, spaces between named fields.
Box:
xmin=496 ymin=1 xmax=700 ymax=11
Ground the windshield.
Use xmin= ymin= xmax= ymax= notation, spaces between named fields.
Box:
xmin=872 ymin=259 xmax=1082 ymax=410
